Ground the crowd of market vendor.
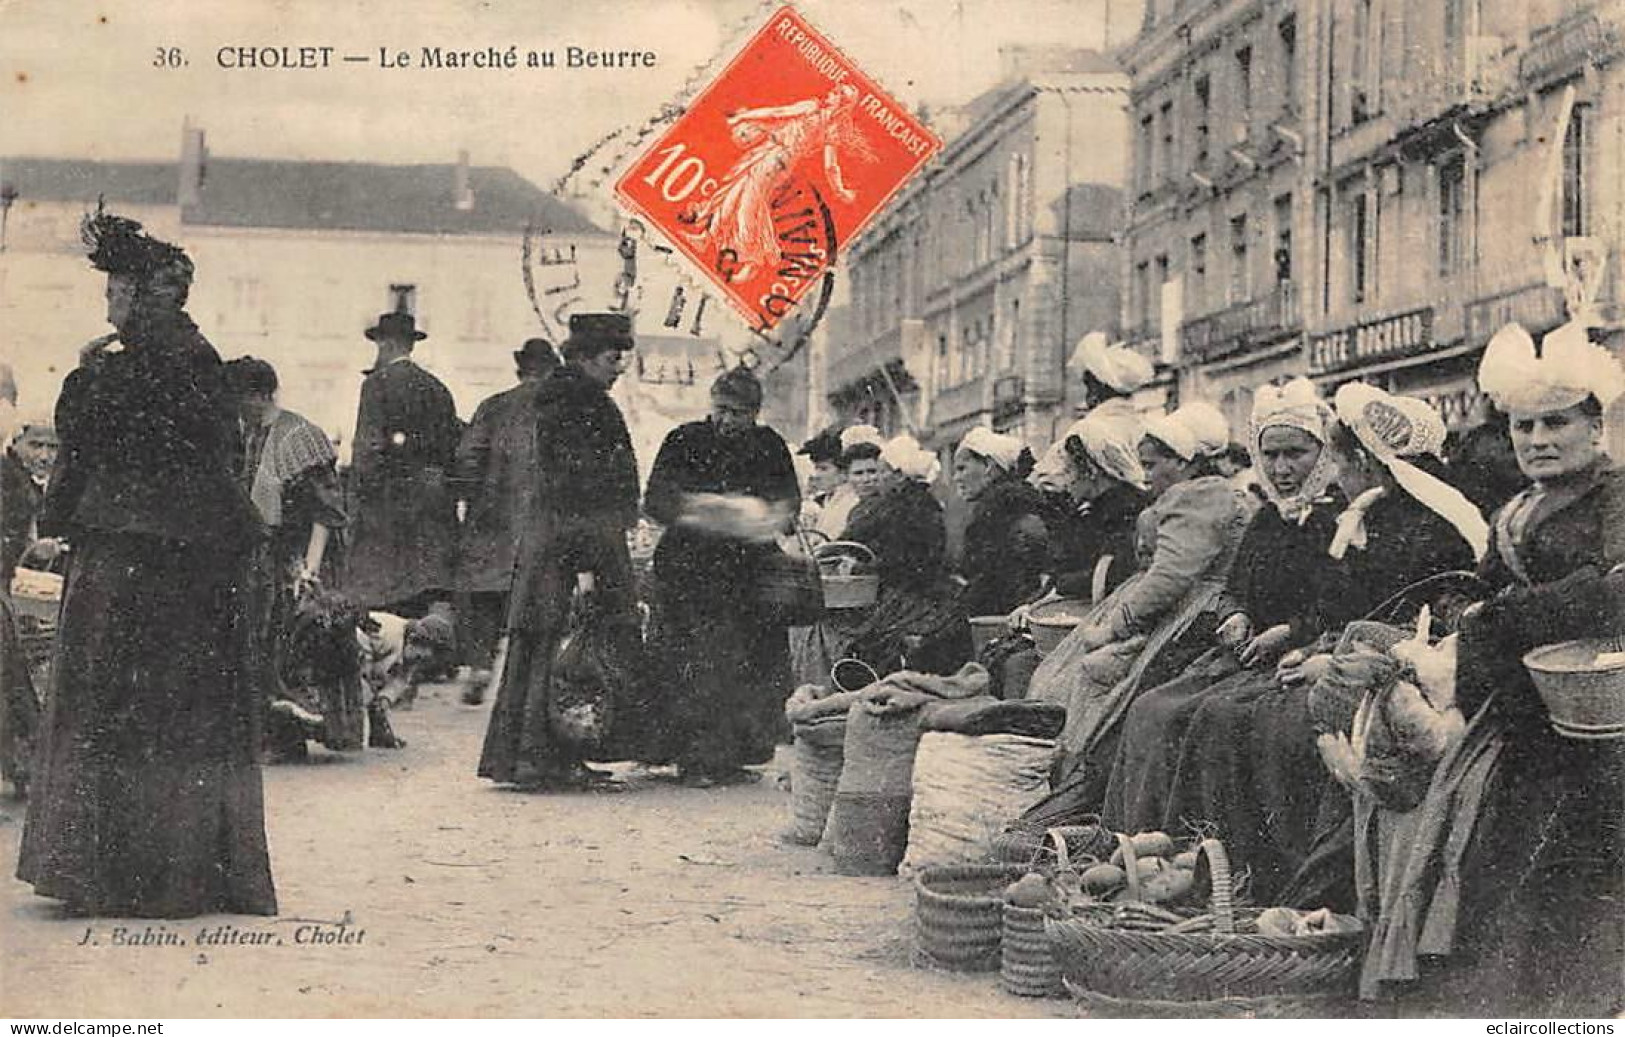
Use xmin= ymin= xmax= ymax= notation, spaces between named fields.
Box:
xmin=0 ymin=208 xmax=1620 ymax=1016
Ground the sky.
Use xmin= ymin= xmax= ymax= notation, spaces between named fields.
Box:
xmin=0 ymin=0 xmax=1130 ymax=194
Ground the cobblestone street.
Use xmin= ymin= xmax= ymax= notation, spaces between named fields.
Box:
xmin=1 ymin=683 xmax=1072 ymax=1018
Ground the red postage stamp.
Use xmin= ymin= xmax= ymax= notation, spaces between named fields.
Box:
xmin=615 ymin=5 xmax=942 ymax=333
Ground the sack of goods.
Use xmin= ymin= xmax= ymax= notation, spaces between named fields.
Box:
xmin=901 ymin=733 xmax=1054 ymax=873
xmin=820 ymin=705 xmax=924 ymax=876
xmin=784 ymin=716 xmax=848 ymax=845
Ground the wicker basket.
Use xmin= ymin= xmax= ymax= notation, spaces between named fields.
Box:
xmin=815 ymin=541 xmax=880 ymax=610
xmin=1523 ymin=638 xmax=1625 ymax=740
xmin=914 ymin=863 xmax=1028 ymax=972
xmin=1028 ymin=598 xmax=1089 ymax=657
xmin=1046 ymin=838 xmax=1364 ymax=1005
xmin=999 ymin=828 xmax=1096 ymax=998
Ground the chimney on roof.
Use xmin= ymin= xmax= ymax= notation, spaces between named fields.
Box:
xmin=179 ymin=120 xmax=207 ymax=209
xmin=454 ymin=149 xmax=474 ymax=211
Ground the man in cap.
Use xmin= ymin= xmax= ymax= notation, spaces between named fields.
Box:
xmin=479 ymin=313 xmax=641 ymax=790
xmin=344 ymin=311 xmax=464 ymax=617
xmin=452 ymin=338 xmax=561 ymax=704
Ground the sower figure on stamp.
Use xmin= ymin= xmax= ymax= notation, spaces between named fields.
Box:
xmin=478 ymin=313 xmax=641 ymax=791
xmin=17 ymin=208 xmax=276 ymax=918
xmin=452 ymin=337 xmax=560 ymax=706
xmin=343 ymin=311 xmax=463 ymax=620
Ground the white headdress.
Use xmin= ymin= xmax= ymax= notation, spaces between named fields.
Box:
xmin=1144 ymin=400 xmax=1230 ymax=462
xmin=956 ymin=426 xmax=1025 ymax=472
xmin=1331 ymin=383 xmax=1488 ymax=562
xmin=1072 ymin=332 xmax=1155 ymax=395
xmin=881 ymin=433 xmax=941 ymax=484
xmin=839 ymin=424 xmax=884 ymax=451
xmin=1053 ymin=408 xmax=1148 ymax=491
xmin=1478 ymin=320 xmax=1625 ymax=416
xmin=1250 ymin=377 xmax=1339 ymax=522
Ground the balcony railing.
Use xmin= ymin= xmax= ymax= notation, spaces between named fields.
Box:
xmin=1178 ymin=281 xmax=1301 ymax=364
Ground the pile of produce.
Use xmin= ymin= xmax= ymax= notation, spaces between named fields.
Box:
xmin=1001 ymin=829 xmax=1241 ymax=935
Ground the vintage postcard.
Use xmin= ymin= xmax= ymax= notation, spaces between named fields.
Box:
xmin=0 ymin=0 xmax=1620 ymax=1023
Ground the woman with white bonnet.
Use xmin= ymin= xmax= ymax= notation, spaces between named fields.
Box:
xmin=1358 ymin=322 xmax=1624 ymax=1015
xmin=951 ymin=426 xmax=1048 ymax=617
xmin=1020 ymin=399 xmax=1252 ymax=795
xmin=1028 ymin=407 xmax=1153 ymax=604
xmin=839 ymin=433 xmax=971 ymax=676
xmin=1144 ymin=383 xmax=1485 ymax=914
xmin=1021 ymin=379 xmax=1351 ymax=895
xmin=1070 ymin=331 xmax=1155 ymax=423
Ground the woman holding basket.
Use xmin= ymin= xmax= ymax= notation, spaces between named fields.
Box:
xmin=644 ymin=365 xmax=801 ymax=787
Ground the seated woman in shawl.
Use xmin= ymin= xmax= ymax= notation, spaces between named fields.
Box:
xmin=1063 ymin=381 xmax=1346 ymax=844
xmin=839 ymin=434 xmax=971 ymax=677
xmin=1021 ymin=402 xmax=1252 ymax=797
xmin=952 ymin=427 xmax=1049 ymax=618
xmin=1028 ymin=409 xmax=1150 ymax=603
xmin=1356 ymin=323 xmax=1624 ymax=1016
xmin=1139 ymin=383 xmax=1483 ymax=904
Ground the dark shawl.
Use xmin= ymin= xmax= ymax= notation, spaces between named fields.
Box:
xmin=842 ymin=479 xmax=950 ymax=594
xmin=42 ymin=311 xmax=259 ymax=547
xmin=959 ymin=475 xmax=1050 ymax=616
xmin=1045 ymin=480 xmax=1149 ymax=602
xmin=533 ymin=365 xmax=640 ymax=529
xmin=644 ymin=419 xmax=800 ymax=601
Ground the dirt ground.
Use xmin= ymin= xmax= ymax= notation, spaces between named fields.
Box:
xmin=0 ymin=682 xmax=1078 ymax=1019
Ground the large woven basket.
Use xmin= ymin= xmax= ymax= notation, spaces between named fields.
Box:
xmin=1046 ymin=838 xmax=1364 ymax=1005
xmin=1523 ymin=638 xmax=1625 ymax=740
xmin=914 ymin=863 xmax=1027 ymax=972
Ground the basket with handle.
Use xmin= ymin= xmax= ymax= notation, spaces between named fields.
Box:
xmin=1045 ymin=837 xmax=1364 ymax=1006
xmin=814 ymin=541 xmax=880 ymax=610
xmin=754 ymin=526 xmax=826 ymax=627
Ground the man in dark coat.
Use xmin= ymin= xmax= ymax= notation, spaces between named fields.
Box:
xmin=344 ymin=311 xmax=463 ymax=614
xmin=452 ymin=338 xmax=561 ymax=704
xmin=478 ymin=313 xmax=640 ymax=790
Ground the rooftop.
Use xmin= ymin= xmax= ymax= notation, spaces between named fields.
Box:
xmin=0 ymin=155 xmax=605 ymax=237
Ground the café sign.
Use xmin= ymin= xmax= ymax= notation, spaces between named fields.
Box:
xmin=1309 ymin=307 xmax=1435 ymax=374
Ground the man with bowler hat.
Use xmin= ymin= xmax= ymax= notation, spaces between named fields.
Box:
xmin=478 ymin=313 xmax=641 ymax=790
xmin=452 ymin=337 xmax=561 ymax=704
xmin=344 ymin=311 xmax=463 ymax=618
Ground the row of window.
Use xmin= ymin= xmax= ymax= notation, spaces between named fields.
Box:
xmin=1136 ymin=14 xmax=1297 ymax=196
xmin=1132 ymin=192 xmax=1295 ymax=330
xmin=855 ymin=149 xmax=1038 ymax=340
xmin=1131 ymin=101 xmax=1588 ymax=331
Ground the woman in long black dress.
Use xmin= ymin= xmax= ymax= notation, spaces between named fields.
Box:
xmin=17 ymin=209 xmax=276 ymax=918
xmin=644 ymin=366 xmax=801 ymax=787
